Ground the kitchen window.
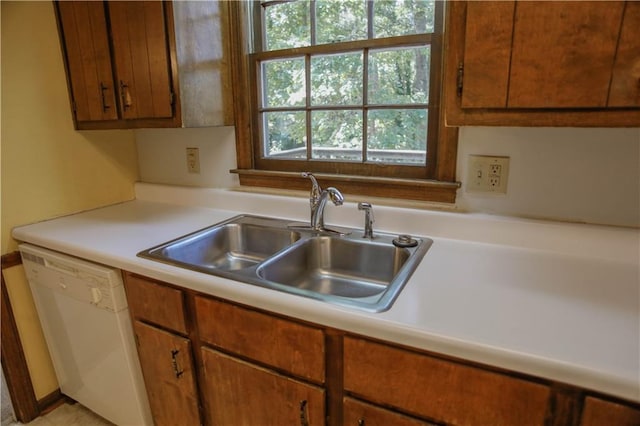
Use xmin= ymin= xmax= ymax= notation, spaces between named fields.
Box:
xmin=230 ymin=0 xmax=459 ymax=202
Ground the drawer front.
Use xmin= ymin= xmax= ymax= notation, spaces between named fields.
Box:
xmin=123 ymin=273 xmax=187 ymax=334
xmin=195 ymin=296 xmax=325 ymax=383
xmin=344 ymin=336 xmax=550 ymax=426
xmin=344 ymin=397 xmax=435 ymax=426
xmin=581 ymin=397 xmax=640 ymax=426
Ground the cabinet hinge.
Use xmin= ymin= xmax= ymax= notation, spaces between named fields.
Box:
xmin=456 ymin=62 xmax=464 ymax=98
xmin=170 ymin=91 xmax=175 ymax=106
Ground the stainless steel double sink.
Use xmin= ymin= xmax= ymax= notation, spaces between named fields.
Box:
xmin=138 ymin=215 xmax=432 ymax=312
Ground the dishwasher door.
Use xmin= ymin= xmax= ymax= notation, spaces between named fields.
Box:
xmin=19 ymin=244 xmax=152 ymax=426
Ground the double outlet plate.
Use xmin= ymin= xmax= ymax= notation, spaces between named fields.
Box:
xmin=467 ymin=155 xmax=510 ymax=194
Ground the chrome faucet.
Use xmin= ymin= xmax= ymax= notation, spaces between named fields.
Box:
xmin=358 ymin=202 xmax=374 ymax=238
xmin=302 ymin=172 xmax=344 ymax=231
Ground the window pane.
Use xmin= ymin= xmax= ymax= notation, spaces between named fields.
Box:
xmin=367 ymin=109 xmax=427 ymax=164
xmin=368 ymin=46 xmax=430 ymax=104
xmin=311 ymin=52 xmax=363 ymax=105
xmin=263 ymin=111 xmax=307 ymax=159
xmin=374 ymin=0 xmax=435 ymax=38
xmin=264 ymin=1 xmax=310 ymax=50
xmin=311 ymin=110 xmax=362 ymax=161
xmin=262 ymin=58 xmax=306 ymax=107
xmin=316 ymin=0 xmax=367 ymax=44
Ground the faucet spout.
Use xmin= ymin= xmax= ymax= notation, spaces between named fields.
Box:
xmin=301 ymin=172 xmax=321 ymax=213
xmin=311 ymin=187 xmax=343 ymax=230
xmin=301 ymin=172 xmax=344 ymax=232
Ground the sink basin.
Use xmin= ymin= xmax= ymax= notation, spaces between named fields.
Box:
xmin=257 ymin=237 xmax=410 ymax=299
xmin=139 ymin=216 xmax=301 ymax=271
xmin=138 ymin=214 xmax=432 ymax=312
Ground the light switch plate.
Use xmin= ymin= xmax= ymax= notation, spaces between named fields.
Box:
xmin=467 ymin=155 xmax=510 ymax=193
xmin=186 ymin=147 xmax=200 ymax=174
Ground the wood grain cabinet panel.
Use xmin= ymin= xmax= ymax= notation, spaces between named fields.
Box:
xmin=56 ymin=1 xmax=118 ymax=122
xmin=195 ymin=296 xmax=325 ymax=383
xmin=108 ymin=1 xmax=173 ymax=120
xmin=343 ymin=336 xmax=550 ymax=426
xmin=123 ymin=273 xmax=188 ymax=334
xmin=460 ymin=1 xmax=515 ymax=108
xmin=609 ymin=2 xmax=640 ymax=107
xmin=507 ymin=2 xmax=624 ymax=108
xmin=201 ymin=347 xmax=325 ymax=426
xmin=580 ymin=397 xmax=640 ymax=426
xmin=343 ymin=397 xmax=435 ymax=426
xmin=445 ymin=1 xmax=640 ymax=126
xmin=134 ymin=321 xmax=200 ymax=426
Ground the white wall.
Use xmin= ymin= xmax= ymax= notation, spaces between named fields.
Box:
xmin=456 ymin=127 xmax=640 ymax=228
xmin=135 ymin=126 xmax=640 ymax=228
xmin=135 ymin=127 xmax=238 ymax=188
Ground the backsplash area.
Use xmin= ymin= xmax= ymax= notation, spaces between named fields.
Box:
xmin=457 ymin=127 xmax=640 ymax=228
xmin=135 ymin=126 xmax=640 ymax=228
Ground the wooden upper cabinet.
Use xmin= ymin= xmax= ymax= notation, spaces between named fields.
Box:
xmin=56 ymin=2 xmax=118 ymax=122
xmin=507 ymin=2 xmax=622 ymax=108
xmin=55 ymin=0 xmax=180 ymax=129
xmin=108 ymin=1 xmax=173 ymax=120
xmin=445 ymin=1 xmax=640 ymax=126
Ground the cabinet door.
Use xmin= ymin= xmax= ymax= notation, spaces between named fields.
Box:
xmin=580 ymin=397 xmax=640 ymax=426
xmin=108 ymin=1 xmax=174 ymax=120
xmin=609 ymin=2 xmax=640 ymax=107
xmin=508 ymin=2 xmax=624 ymax=108
xmin=446 ymin=1 xmax=640 ymax=126
xmin=56 ymin=1 xmax=118 ymax=122
xmin=343 ymin=397 xmax=435 ymax=426
xmin=201 ymin=347 xmax=325 ymax=426
xmin=134 ymin=321 xmax=201 ymax=426
xmin=463 ymin=1 xmax=624 ymax=109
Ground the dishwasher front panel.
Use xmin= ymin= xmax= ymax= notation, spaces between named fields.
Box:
xmin=19 ymin=244 xmax=152 ymax=426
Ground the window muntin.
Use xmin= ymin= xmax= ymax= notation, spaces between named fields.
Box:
xmin=254 ymin=0 xmax=441 ymax=174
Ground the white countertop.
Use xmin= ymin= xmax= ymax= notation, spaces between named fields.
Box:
xmin=12 ymin=183 xmax=640 ymax=402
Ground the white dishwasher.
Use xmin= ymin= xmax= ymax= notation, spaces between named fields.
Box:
xmin=19 ymin=244 xmax=152 ymax=426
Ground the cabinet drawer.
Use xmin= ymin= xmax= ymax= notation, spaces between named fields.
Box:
xmin=344 ymin=397 xmax=435 ymax=426
xmin=124 ymin=273 xmax=187 ymax=334
xmin=581 ymin=397 xmax=640 ymax=426
xmin=195 ymin=296 xmax=325 ymax=383
xmin=201 ymin=347 xmax=325 ymax=425
xmin=344 ymin=336 xmax=550 ymax=426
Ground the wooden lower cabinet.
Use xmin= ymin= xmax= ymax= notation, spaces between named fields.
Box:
xmin=133 ymin=321 xmax=201 ymax=426
xmin=123 ymin=273 xmax=640 ymax=426
xmin=200 ymin=347 xmax=325 ymax=425
xmin=580 ymin=396 xmax=640 ymax=426
xmin=343 ymin=397 xmax=435 ymax=426
xmin=343 ymin=336 xmax=550 ymax=426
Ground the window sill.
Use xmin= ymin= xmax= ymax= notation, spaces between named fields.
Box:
xmin=230 ymin=169 xmax=461 ymax=203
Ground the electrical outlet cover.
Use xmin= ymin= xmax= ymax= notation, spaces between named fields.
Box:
xmin=466 ymin=155 xmax=509 ymax=194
